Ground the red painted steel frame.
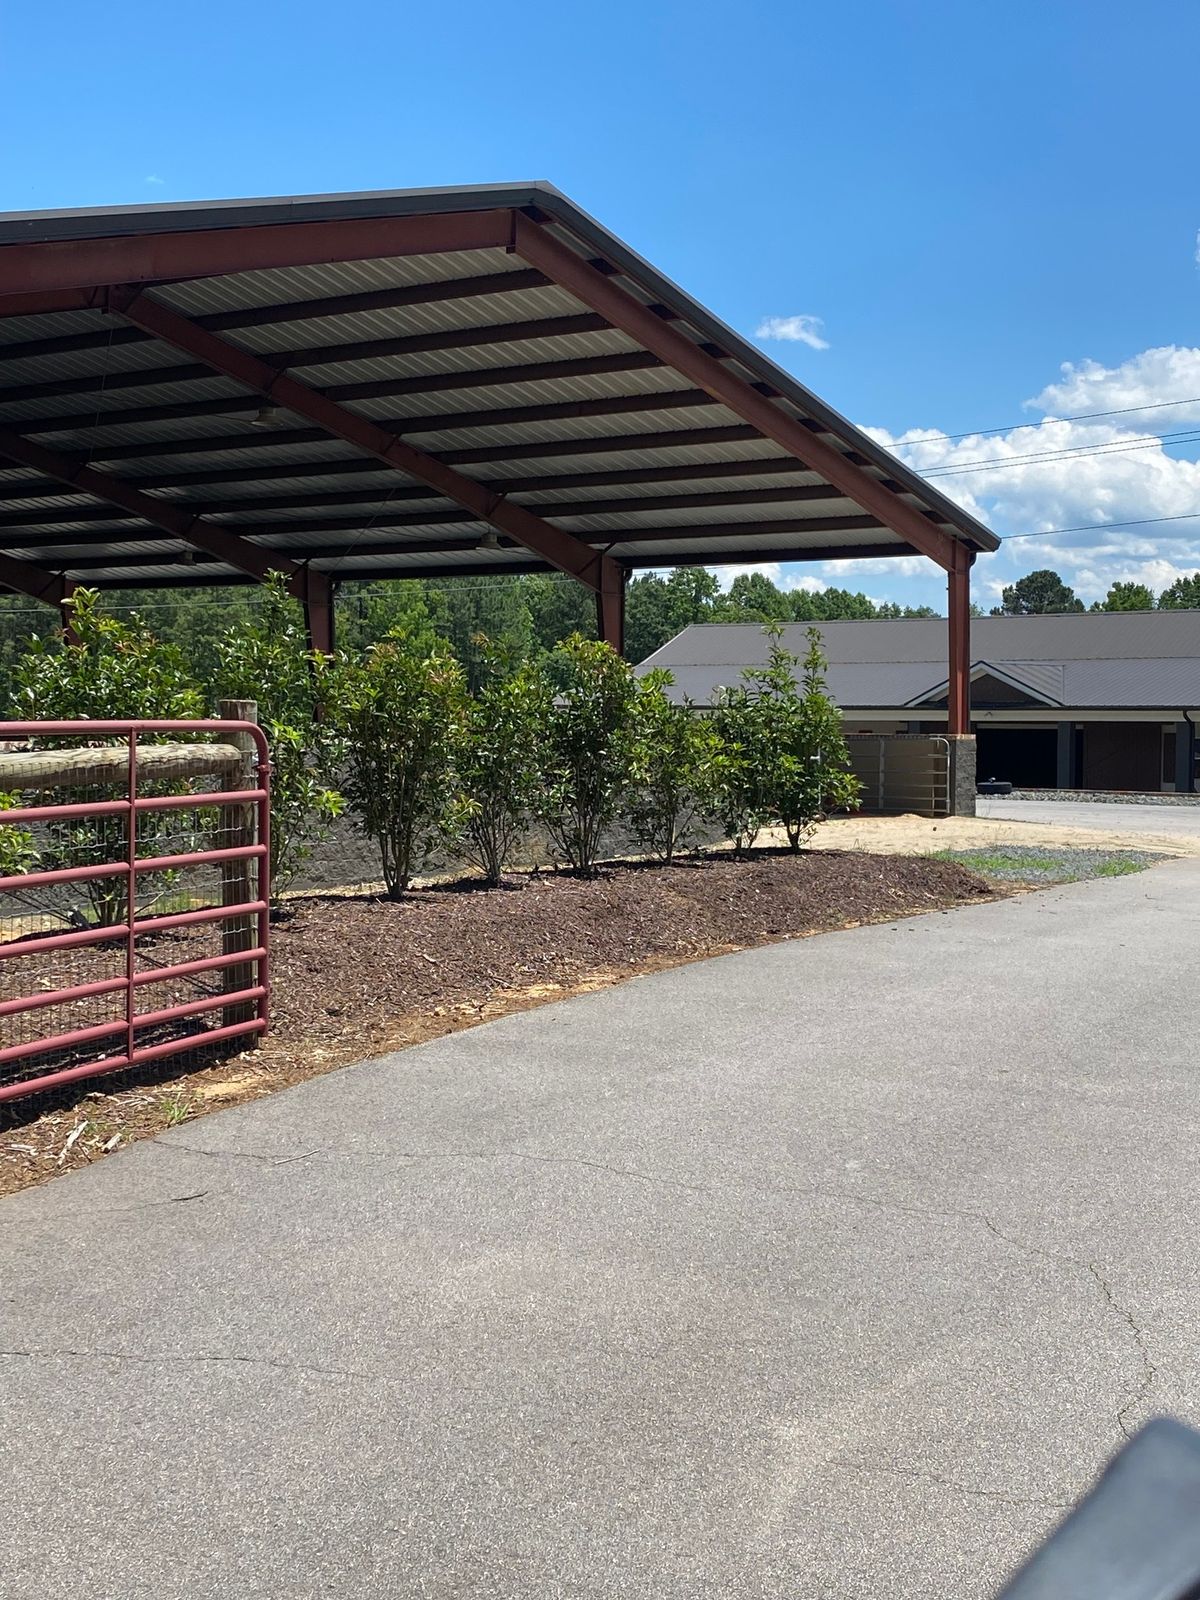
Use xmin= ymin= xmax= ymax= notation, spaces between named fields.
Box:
xmin=0 ymin=719 xmax=271 ymax=1102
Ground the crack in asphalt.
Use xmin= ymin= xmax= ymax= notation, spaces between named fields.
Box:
xmin=4 ymin=1138 xmax=1158 ymax=1438
xmin=824 ymin=1189 xmax=1157 ymax=1441
xmin=152 ymin=1137 xmax=319 ymax=1167
xmin=0 ymin=1189 xmax=210 ymax=1227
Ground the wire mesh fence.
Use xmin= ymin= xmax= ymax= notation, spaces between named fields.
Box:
xmin=0 ymin=720 xmax=269 ymax=1102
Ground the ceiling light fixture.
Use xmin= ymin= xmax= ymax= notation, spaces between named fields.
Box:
xmin=477 ymin=529 xmax=503 ymax=552
xmin=249 ymin=404 xmax=282 ymax=430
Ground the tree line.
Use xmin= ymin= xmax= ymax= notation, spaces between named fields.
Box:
xmin=0 ymin=565 xmax=939 ymax=710
xmin=992 ymin=568 xmax=1200 ymax=616
xmin=1 ymin=562 xmax=1195 ymax=713
xmin=2 ymin=582 xmax=861 ymax=902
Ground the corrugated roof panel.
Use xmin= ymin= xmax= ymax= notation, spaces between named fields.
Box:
xmin=402 ymin=401 xmax=739 ymax=457
xmin=0 ymin=309 xmax=114 ymax=347
xmin=554 ymin=499 xmax=863 ymax=535
xmin=0 ymin=375 xmax=242 ymax=426
xmin=85 ymin=438 xmax=360 ymax=477
xmin=12 ymin=535 xmax=179 ymax=563
xmin=221 ymin=281 xmax=588 ymax=357
xmin=155 ymin=247 xmax=523 ymax=318
xmin=294 ymin=326 xmax=632 ymax=390
xmin=467 ymin=436 xmax=782 ymax=480
xmin=342 ymin=363 xmax=691 ymax=425
xmin=219 ymin=498 xmax=456 ymax=529
xmin=253 ymin=519 xmax=486 ymax=553
xmin=520 ymin=465 xmax=813 ymax=506
xmin=0 ymin=336 xmax=203 ymax=387
xmin=34 ymin=406 xmax=281 ymax=454
xmin=312 ymin=544 xmax=520 ymax=574
xmin=609 ymin=529 xmax=900 ymax=560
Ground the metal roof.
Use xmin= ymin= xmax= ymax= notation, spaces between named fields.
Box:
xmin=638 ymin=612 xmax=1200 ymax=710
xmin=0 ymin=183 xmax=996 ymax=598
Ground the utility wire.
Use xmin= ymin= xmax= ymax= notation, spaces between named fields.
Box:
xmin=887 ymin=392 xmax=1200 ymax=445
xmin=912 ymin=428 xmax=1200 ymax=478
xmin=999 ymin=512 xmax=1200 ymax=542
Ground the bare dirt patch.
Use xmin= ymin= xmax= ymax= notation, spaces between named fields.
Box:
xmin=0 ymin=851 xmax=989 ymax=1199
xmin=801 ymin=811 xmax=1196 ymax=858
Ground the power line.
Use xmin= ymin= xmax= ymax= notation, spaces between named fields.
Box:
xmin=889 ymin=392 xmax=1200 ymax=446
xmin=898 ymin=427 xmax=1200 ymax=479
xmin=999 ymin=511 xmax=1200 ymax=542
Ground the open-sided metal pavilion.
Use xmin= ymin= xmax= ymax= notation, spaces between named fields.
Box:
xmin=0 ymin=183 xmax=997 ymax=735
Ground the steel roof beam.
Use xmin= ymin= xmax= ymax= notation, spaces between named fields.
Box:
xmin=82 ymin=539 xmax=922 ymax=590
xmin=13 ymin=351 xmax=666 ymax=437
xmin=14 ymin=387 xmax=716 ymax=469
xmin=0 ymin=457 xmax=819 ymax=518
xmin=105 ymin=288 xmax=621 ymax=595
xmin=0 ymin=547 xmax=74 ymax=609
xmin=163 ymin=455 xmax=812 ymax=511
xmin=0 ymin=484 xmax=855 ymax=540
xmin=442 ymin=424 xmax=758 ymax=465
xmin=0 ymin=210 xmax=516 ymax=301
xmin=0 ymin=451 xmax=804 ymax=508
xmin=0 ymin=428 xmax=329 ymax=617
xmin=3 ymin=518 xmax=898 ymax=567
xmin=0 ymin=312 xmax=614 ymax=406
xmin=0 ymin=268 xmax=553 ymax=365
xmin=6 ymin=421 xmax=760 ymax=474
xmin=513 ymin=216 xmax=966 ymax=572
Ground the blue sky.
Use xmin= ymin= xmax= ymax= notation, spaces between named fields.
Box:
xmin=3 ymin=0 xmax=1199 ymax=611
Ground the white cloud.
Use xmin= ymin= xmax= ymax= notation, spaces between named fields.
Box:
xmin=1030 ymin=345 xmax=1200 ymax=429
xmin=821 ymin=555 xmax=929 ymax=579
xmin=860 ymin=345 xmax=1200 ymax=604
xmin=708 ymin=563 xmax=829 ymax=594
xmin=754 ymin=314 xmax=829 ymax=350
xmin=144 ymin=174 xmax=165 ymax=186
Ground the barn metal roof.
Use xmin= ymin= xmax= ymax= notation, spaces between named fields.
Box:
xmin=638 ymin=613 xmax=1200 ymax=711
xmin=0 ymin=183 xmax=997 ymax=598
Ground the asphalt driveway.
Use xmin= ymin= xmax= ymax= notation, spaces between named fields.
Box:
xmin=978 ymin=794 xmax=1200 ymax=841
xmin=2 ymin=859 xmax=1198 ymax=1598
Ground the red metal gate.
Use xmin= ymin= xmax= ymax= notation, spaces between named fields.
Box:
xmin=0 ymin=719 xmax=270 ymax=1103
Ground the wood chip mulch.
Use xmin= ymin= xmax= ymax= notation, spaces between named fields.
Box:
xmin=0 ymin=850 xmax=989 ymax=1198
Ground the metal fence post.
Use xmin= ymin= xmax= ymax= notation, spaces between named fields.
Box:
xmin=219 ymin=699 xmax=258 ymax=1028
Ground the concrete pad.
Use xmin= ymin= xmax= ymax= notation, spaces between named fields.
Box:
xmin=2 ymin=860 xmax=1198 ymax=1597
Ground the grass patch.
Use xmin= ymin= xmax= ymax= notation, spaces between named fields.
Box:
xmin=1093 ymin=857 xmax=1146 ymax=878
xmin=934 ymin=845 xmax=1154 ymax=885
xmin=939 ymin=849 xmax=1069 ymax=877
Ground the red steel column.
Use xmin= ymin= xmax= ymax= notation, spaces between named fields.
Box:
xmin=597 ymin=563 xmax=625 ymax=653
xmin=947 ymin=549 xmax=972 ymax=737
xmin=302 ymin=570 xmax=335 ymax=655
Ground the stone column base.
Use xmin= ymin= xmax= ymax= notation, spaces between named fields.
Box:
xmin=947 ymin=734 xmax=977 ymax=816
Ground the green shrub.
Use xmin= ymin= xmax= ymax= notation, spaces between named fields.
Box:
xmin=535 ymin=636 xmax=639 ymax=874
xmin=12 ymin=590 xmax=206 ymax=923
xmin=332 ymin=635 xmax=468 ymax=898
xmin=12 ymin=589 xmax=205 ymax=725
xmin=214 ymin=576 xmax=343 ymax=900
xmin=711 ymin=626 xmax=859 ymax=852
xmin=627 ymin=672 xmax=719 ymax=863
xmin=0 ymin=791 xmax=37 ymax=878
xmin=453 ymin=645 xmax=545 ymax=885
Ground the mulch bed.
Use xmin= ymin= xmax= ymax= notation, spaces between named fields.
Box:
xmin=0 ymin=850 xmax=989 ymax=1197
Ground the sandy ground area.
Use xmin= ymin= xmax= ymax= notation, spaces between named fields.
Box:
xmin=800 ymin=810 xmax=1199 ymax=857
